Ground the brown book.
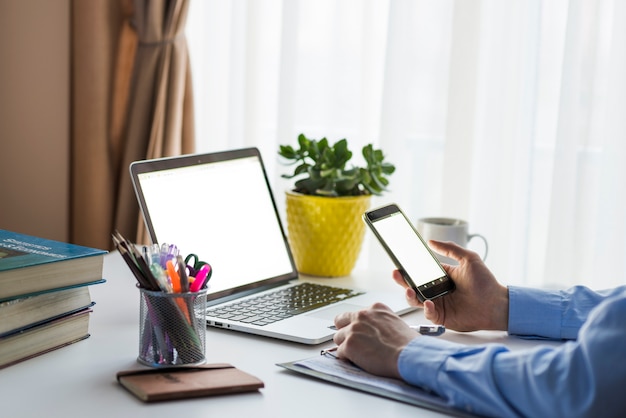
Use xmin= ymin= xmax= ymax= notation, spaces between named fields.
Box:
xmin=116 ymin=364 xmax=265 ymax=402
xmin=0 ymin=308 xmax=91 ymax=369
xmin=0 ymin=286 xmax=93 ymax=336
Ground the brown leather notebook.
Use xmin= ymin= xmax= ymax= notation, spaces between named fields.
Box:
xmin=116 ymin=363 xmax=264 ymax=402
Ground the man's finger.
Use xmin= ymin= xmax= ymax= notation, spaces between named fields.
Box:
xmin=392 ymin=270 xmax=410 ymax=288
xmin=333 ymin=310 xmax=354 ymax=329
xmin=423 ymin=300 xmax=443 ymax=324
xmin=429 ymin=240 xmax=478 ymax=263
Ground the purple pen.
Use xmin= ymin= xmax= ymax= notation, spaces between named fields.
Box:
xmin=159 ymin=243 xmax=179 ymax=268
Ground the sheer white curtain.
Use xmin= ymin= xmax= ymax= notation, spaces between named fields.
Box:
xmin=187 ymin=0 xmax=626 ymax=289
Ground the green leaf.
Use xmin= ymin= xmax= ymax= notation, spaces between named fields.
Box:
xmin=278 ymin=145 xmax=296 ymax=159
xmin=298 ymin=133 xmax=309 ymax=149
xmin=294 ymin=163 xmax=309 ymax=176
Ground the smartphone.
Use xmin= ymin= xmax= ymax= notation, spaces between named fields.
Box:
xmin=363 ymin=203 xmax=455 ymax=302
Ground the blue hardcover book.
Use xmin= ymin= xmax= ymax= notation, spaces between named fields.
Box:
xmin=0 ymin=230 xmax=107 ymax=301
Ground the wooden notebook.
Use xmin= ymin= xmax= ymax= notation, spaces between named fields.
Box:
xmin=117 ymin=363 xmax=264 ymax=402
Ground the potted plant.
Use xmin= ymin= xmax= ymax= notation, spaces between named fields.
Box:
xmin=278 ymin=133 xmax=395 ymax=276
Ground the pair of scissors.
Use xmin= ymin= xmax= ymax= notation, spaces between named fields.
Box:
xmin=184 ymin=253 xmax=209 ymax=278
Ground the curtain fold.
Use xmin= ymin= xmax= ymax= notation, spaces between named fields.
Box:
xmin=71 ymin=0 xmax=194 ymax=249
xmin=115 ymin=0 xmax=195 ymax=244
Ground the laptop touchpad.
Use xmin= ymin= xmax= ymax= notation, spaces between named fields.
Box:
xmin=306 ymin=303 xmax=366 ymax=321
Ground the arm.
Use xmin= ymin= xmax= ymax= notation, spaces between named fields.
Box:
xmin=508 ymin=285 xmax=626 ymax=339
xmin=335 ymin=241 xmax=626 ymax=416
xmin=398 ymin=289 xmax=626 ymax=417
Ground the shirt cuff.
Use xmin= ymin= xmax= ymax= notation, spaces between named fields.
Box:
xmin=508 ymin=286 xmax=562 ymax=339
xmin=397 ymin=337 xmax=465 ymax=392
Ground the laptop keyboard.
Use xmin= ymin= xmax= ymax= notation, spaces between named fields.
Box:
xmin=206 ymin=282 xmax=364 ymax=326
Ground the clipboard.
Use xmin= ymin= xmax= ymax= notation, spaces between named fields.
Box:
xmin=117 ymin=363 xmax=264 ymax=402
xmin=277 ymin=354 xmax=477 ymax=417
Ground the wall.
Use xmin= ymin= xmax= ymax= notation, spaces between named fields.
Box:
xmin=0 ymin=0 xmax=70 ymax=241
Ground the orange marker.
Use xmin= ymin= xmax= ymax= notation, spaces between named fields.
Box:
xmin=166 ymin=259 xmax=191 ymax=323
xmin=166 ymin=260 xmax=181 ymax=293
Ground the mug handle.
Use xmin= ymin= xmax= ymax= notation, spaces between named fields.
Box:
xmin=468 ymin=233 xmax=488 ymax=261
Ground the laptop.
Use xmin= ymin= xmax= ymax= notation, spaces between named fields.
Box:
xmin=129 ymin=148 xmax=414 ymax=344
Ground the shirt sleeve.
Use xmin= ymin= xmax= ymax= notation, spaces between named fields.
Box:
xmin=508 ymin=285 xmax=626 ymax=339
xmin=397 ymin=288 xmax=626 ymax=418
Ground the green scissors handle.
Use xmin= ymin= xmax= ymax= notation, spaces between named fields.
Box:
xmin=184 ymin=253 xmax=208 ymax=277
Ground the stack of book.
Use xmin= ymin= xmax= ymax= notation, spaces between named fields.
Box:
xmin=0 ymin=229 xmax=107 ymax=369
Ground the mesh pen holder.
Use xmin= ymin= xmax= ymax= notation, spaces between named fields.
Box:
xmin=137 ymin=287 xmax=207 ymax=368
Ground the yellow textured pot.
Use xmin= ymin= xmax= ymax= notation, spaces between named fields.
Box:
xmin=285 ymin=191 xmax=371 ymax=277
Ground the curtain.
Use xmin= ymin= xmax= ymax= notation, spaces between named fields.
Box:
xmin=187 ymin=0 xmax=626 ymax=289
xmin=71 ymin=0 xmax=194 ymax=249
xmin=114 ymin=0 xmax=195 ymax=244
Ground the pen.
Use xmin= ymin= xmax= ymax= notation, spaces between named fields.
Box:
xmin=160 ymin=243 xmax=178 ymax=268
xmin=320 ymin=346 xmax=339 ymax=358
xmin=116 ymin=242 xmax=152 ymax=289
xmin=166 ymin=259 xmax=181 ymax=293
xmin=150 ymin=243 xmax=160 ymax=265
xmin=190 ymin=264 xmax=211 ymax=292
xmin=150 ymin=262 xmax=171 ymax=293
xmin=177 ymin=255 xmax=189 ymax=293
xmin=131 ymin=245 xmax=161 ymax=290
xmin=142 ymin=245 xmax=151 ymax=265
xmin=113 ymin=232 xmax=160 ymax=291
xmin=159 ymin=243 xmax=169 ymax=268
xmin=410 ymin=324 xmax=445 ymax=336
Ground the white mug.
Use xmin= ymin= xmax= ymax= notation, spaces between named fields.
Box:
xmin=416 ymin=217 xmax=488 ymax=265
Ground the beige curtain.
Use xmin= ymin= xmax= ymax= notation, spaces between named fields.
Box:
xmin=71 ymin=0 xmax=195 ymax=249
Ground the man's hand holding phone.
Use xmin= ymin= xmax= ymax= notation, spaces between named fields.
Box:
xmin=363 ymin=203 xmax=455 ymax=302
xmin=395 ymin=239 xmax=510 ymax=332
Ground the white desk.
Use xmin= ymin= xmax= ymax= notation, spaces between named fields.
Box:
xmin=0 ymin=252 xmax=554 ymax=417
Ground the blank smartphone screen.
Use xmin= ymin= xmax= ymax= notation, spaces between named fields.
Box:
xmin=371 ymin=211 xmax=447 ymax=286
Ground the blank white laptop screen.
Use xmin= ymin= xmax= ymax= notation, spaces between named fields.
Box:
xmin=130 ymin=149 xmax=296 ymax=300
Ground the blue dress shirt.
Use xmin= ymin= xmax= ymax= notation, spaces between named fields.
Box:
xmin=397 ymin=285 xmax=626 ymax=417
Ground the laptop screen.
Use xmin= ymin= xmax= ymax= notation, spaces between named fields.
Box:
xmin=130 ymin=148 xmax=297 ymax=301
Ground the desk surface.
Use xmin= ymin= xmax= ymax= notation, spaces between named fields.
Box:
xmin=0 ymin=251 xmax=551 ymax=417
